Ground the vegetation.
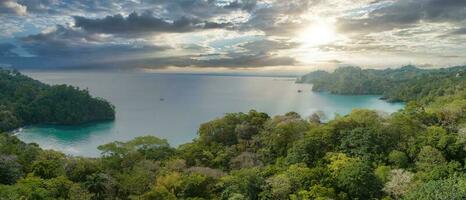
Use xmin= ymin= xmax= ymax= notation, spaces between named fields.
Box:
xmin=0 ymin=69 xmax=115 ymax=132
xmin=297 ymin=65 xmax=466 ymax=103
xmin=1 ymin=67 xmax=466 ymax=199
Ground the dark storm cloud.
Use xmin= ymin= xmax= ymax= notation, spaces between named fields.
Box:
xmin=140 ymin=0 xmax=257 ymax=19
xmin=337 ymin=0 xmax=466 ymax=34
xmin=20 ymin=25 xmax=169 ymax=57
xmin=7 ymin=0 xmax=256 ymax=18
xmin=12 ymin=25 xmax=295 ymax=69
xmin=0 ymin=43 xmax=19 ymax=57
xmin=74 ymin=12 xmax=233 ymax=35
xmin=9 ymin=25 xmax=170 ymax=69
xmin=240 ymin=0 xmax=319 ymax=36
xmin=223 ymin=0 xmax=257 ymax=11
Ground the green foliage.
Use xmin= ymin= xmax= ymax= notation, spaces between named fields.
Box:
xmin=220 ymin=168 xmax=265 ymax=200
xmin=298 ymin=66 xmax=466 ymax=103
xmin=139 ymin=186 xmax=177 ymax=200
xmin=0 ymin=108 xmax=20 ymax=132
xmin=1 ymin=100 xmax=465 ymax=199
xmin=293 ymin=184 xmax=338 ymax=200
xmin=31 ymin=150 xmax=66 ymax=179
xmin=98 ymin=136 xmax=175 ymax=169
xmin=1 ymin=67 xmax=466 ymax=199
xmin=0 ymin=133 xmax=41 ymax=173
xmin=65 ymin=157 xmax=101 ymax=182
xmin=84 ymin=173 xmax=117 ymax=200
xmin=286 ymin=126 xmax=334 ymax=166
xmin=259 ymin=112 xmax=310 ymax=162
xmin=374 ymin=165 xmax=391 ymax=183
xmin=198 ymin=110 xmax=269 ymax=146
xmin=0 ymin=155 xmax=23 ymax=184
xmin=388 ymin=150 xmax=409 ymax=168
xmin=404 ymin=175 xmax=466 ymax=200
xmin=0 ymin=175 xmax=90 ymax=200
xmin=0 ymin=69 xmax=115 ymax=132
xmin=416 ymin=146 xmax=446 ymax=171
xmin=327 ymin=154 xmax=382 ymax=199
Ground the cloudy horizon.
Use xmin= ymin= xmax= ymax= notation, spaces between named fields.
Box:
xmin=1 ymin=0 xmax=466 ymax=74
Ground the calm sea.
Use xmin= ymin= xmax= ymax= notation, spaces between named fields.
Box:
xmin=17 ymin=72 xmax=404 ymax=157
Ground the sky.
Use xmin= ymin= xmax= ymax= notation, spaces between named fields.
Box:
xmin=0 ymin=0 xmax=465 ymax=74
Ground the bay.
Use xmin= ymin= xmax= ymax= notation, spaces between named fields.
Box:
xmin=17 ymin=72 xmax=404 ymax=157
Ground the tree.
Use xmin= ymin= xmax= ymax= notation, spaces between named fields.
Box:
xmin=259 ymin=113 xmax=309 ymax=162
xmin=31 ymin=150 xmax=66 ymax=179
xmin=230 ymin=152 xmax=263 ymax=169
xmin=260 ymin=174 xmax=292 ymax=200
xmin=98 ymin=136 xmax=174 ymax=169
xmin=220 ymin=168 xmax=265 ymax=200
xmin=327 ymin=153 xmax=382 ymax=199
xmin=65 ymin=157 xmax=101 ymax=182
xmin=416 ymin=146 xmax=446 ymax=171
xmin=383 ymin=169 xmax=413 ymax=199
xmin=293 ymin=184 xmax=337 ymax=200
xmin=404 ymin=175 xmax=466 ymax=200
xmin=116 ymin=165 xmax=156 ymax=197
xmin=286 ymin=126 xmax=334 ymax=166
xmin=11 ymin=176 xmax=51 ymax=199
xmin=375 ymin=165 xmax=392 ymax=183
xmin=0 ymin=155 xmax=23 ymax=184
xmin=139 ymin=186 xmax=176 ymax=200
xmin=388 ymin=150 xmax=409 ymax=168
xmin=85 ymin=173 xmax=117 ymax=200
xmin=0 ymin=108 xmax=20 ymax=132
xmin=0 ymin=69 xmax=115 ymax=130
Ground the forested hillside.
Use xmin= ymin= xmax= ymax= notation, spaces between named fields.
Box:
xmin=0 ymin=69 xmax=115 ymax=132
xmin=0 ymin=68 xmax=465 ymax=199
xmin=297 ymin=65 xmax=466 ymax=103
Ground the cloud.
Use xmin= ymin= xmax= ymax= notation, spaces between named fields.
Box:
xmin=450 ymin=27 xmax=466 ymax=35
xmin=0 ymin=0 xmax=27 ymax=16
xmin=73 ymin=12 xmax=233 ymax=35
xmin=0 ymin=43 xmax=19 ymax=57
xmin=239 ymin=0 xmax=319 ymax=36
xmin=337 ymin=0 xmax=466 ymax=34
xmin=9 ymin=22 xmax=295 ymax=69
xmin=12 ymin=25 xmax=170 ymax=69
xmin=2 ymin=0 xmax=466 ymax=70
xmin=223 ymin=0 xmax=257 ymax=11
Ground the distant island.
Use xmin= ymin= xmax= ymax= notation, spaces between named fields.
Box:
xmin=0 ymin=66 xmax=465 ymax=200
xmin=0 ymin=69 xmax=115 ymax=132
xmin=297 ymin=65 xmax=465 ymax=103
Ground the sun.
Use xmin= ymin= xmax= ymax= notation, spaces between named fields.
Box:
xmin=297 ymin=21 xmax=337 ymax=47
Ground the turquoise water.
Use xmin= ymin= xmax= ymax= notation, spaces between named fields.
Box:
xmin=17 ymin=72 xmax=404 ymax=157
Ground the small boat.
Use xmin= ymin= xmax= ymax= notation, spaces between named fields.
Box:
xmin=160 ymin=98 xmax=165 ymax=101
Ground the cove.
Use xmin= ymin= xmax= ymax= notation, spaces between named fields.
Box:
xmin=17 ymin=72 xmax=404 ymax=157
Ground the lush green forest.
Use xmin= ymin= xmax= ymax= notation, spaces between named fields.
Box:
xmin=0 ymin=69 xmax=115 ymax=132
xmin=1 ymin=68 xmax=466 ymax=199
xmin=297 ymin=65 xmax=466 ymax=103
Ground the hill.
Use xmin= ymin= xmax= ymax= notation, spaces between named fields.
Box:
xmin=0 ymin=69 xmax=115 ymax=132
xmin=297 ymin=65 xmax=466 ymax=103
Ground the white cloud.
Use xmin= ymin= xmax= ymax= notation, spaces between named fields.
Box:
xmin=0 ymin=0 xmax=27 ymax=16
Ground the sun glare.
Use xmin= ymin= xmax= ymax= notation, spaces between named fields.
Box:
xmin=297 ymin=21 xmax=337 ymax=47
